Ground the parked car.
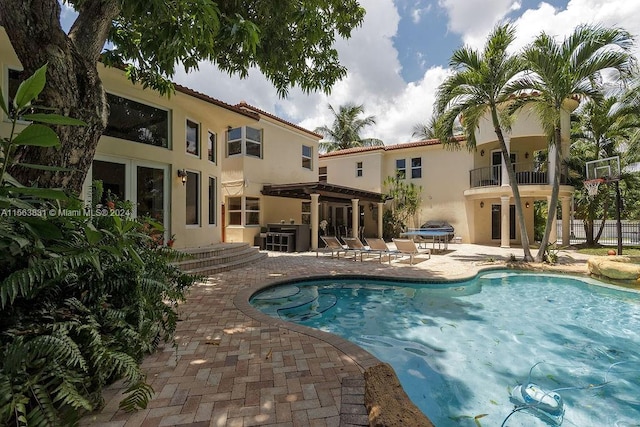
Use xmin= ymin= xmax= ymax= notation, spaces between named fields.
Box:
xmin=420 ymin=220 xmax=455 ymax=241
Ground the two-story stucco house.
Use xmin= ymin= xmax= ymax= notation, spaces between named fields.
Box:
xmin=319 ymin=103 xmax=577 ymax=248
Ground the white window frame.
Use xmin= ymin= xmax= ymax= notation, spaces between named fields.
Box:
xmin=186 ymin=118 xmax=200 ymax=157
xmin=208 ymin=176 xmax=217 ymax=226
xmin=396 ymin=159 xmax=406 ymax=179
xmin=185 ymin=170 xmax=200 ymax=227
xmin=319 ymin=166 xmax=328 ymax=182
xmin=207 ymin=130 xmax=217 ymax=164
xmin=226 ymin=126 xmax=263 ymax=158
xmin=302 ymin=145 xmax=313 ymax=170
xmin=411 ymin=157 xmax=422 ymax=179
xmin=245 ymin=196 xmax=261 ymax=226
xmin=356 ymin=161 xmax=363 ymax=177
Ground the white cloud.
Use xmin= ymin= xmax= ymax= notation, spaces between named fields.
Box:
xmin=174 ymin=0 xmax=640 ymax=148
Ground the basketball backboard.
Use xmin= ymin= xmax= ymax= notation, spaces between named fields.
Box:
xmin=585 ymin=156 xmax=621 ymax=182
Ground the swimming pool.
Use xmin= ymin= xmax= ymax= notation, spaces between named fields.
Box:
xmin=250 ymin=271 xmax=640 ymax=426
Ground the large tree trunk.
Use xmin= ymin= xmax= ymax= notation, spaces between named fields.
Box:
xmin=492 ymin=110 xmax=534 ymax=262
xmin=535 ymin=126 xmax=562 ymax=262
xmin=0 ymin=0 xmax=119 ymax=195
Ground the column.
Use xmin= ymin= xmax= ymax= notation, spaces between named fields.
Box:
xmin=351 ymin=199 xmax=359 ymax=238
xmin=547 ymin=195 xmax=558 ymax=244
xmin=501 ymin=134 xmax=511 ymax=187
xmin=377 ymin=202 xmax=384 ymax=238
xmin=548 ymin=144 xmax=557 ymax=184
xmin=561 ymin=196 xmax=571 ymax=246
xmin=501 ymin=195 xmax=510 ymax=248
xmin=310 ymin=193 xmax=320 ymax=250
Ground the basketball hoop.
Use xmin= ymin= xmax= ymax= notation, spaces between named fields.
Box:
xmin=584 ymin=178 xmax=604 ymax=197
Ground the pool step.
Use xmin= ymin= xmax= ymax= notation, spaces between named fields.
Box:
xmin=175 ymin=243 xmax=267 ymax=276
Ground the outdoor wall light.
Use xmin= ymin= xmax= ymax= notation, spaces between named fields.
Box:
xmin=480 ymin=201 xmax=484 ymax=208
xmin=177 ymin=169 xmax=188 ymax=185
xmin=525 ymin=202 xmax=530 ymax=208
xmin=480 ymin=149 xmax=485 ymax=156
xmin=525 ymin=152 xmax=529 ymax=159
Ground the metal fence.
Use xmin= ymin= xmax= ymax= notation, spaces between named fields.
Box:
xmin=558 ymin=219 xmax=640 ymax=246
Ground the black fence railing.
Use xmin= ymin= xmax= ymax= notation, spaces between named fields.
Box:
xmin=558 ymin=220 xmax=640 ymax=245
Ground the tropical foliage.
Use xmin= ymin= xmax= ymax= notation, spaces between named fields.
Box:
xmin=315 ymin=103 xmax=384 ymax=153
xmin=382 ymin=174 xmax=422 ymax=239
xmin=433 ymin=23 xmax=534 ymax=261
xmin=509 ymin=24 xmax=635 ymax=260
xmin=0 ymin=66 xmax=196 ymax=426
xmin=0 ymin=0 xmax=365 ymax=192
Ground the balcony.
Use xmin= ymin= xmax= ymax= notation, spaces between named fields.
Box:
xmin=469 ymin=162 xmax=566 ymax=188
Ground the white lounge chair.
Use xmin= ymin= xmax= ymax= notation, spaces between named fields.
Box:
xmin=317 ymin=235 xmax=349 ymax=258
xmin=392 ymin=238 xmax=431 ymax=265
xmin=364 ymin=237 xmax=400 ymax=264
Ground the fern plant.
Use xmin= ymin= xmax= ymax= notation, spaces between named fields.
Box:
xmin=0 ymin=66 xmax=196 ymax=426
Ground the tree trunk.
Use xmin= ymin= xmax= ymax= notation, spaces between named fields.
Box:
xmin=491 ymin=110 xmax=534 ymax=261
xmin=0 ymin=0 xmax=119 ymax=195
xmin=535 ymin=126 xmax=562 ymax=262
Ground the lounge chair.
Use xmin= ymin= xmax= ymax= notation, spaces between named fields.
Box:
xmin=365 ymin=237 xmax=400 ymax=264
xmin=342 ymin=236 xmax=382 ymax=262
xmin=317 ymin=235 xmax=349 ymax=258
xmin=392 ymin=238 xmax=431 ymax=265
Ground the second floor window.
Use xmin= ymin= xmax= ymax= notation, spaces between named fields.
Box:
xmin=104 ymin=93 xmax=170 ymax=148
xmin=396 ymin=159 xmax=406 ymax=179
xmin=411 ymin=157 xmax=422 ymax=179
xmin=356 ymin=161 xmax=363 ymax=177
xmin=226 ymin=126 xmax=262 ymax=158
xmin=208 ymin=131 xmax=217 ymax=163
xmin=302 ymin=145 xmax=312 ymax=169
xmin=319 ymin=166 xmax=327 ymax=182
xmin=186 ymin=120 xmax=199 ymax=156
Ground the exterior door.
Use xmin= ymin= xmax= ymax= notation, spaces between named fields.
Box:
xmin=491 ymin=204 xmax=516 ymax=240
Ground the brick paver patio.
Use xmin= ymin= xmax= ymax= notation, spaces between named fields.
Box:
xmin=82 ymin=245 xmax=591 ymax=427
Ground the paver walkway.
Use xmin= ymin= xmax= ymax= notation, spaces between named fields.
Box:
xmin=82 ymin=244 xmax=592 ymax=427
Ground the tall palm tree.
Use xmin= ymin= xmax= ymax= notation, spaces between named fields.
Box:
xmin=315 ymin=103 xmax=383 ymax=153
xmin=433 ymin=23 xmax=534 ymax=261
xmin=508 ymin=25 xmax=635 ymax=261
xmin=571 ymin=86 xmax=640 ymax=244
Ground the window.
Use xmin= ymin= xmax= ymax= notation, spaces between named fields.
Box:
xmin=245 ymin=197 xmax=260 ymax=225
xmin=226 ymin=126 xmax=262 ymax=158
xmin=186 ymin=119 xmax=199 ymax=156
xmin=227 ymin=196 xmax=260 ymax=226
xmin=227 ymin=127 xmax=242 ymax=156
xmin=245 ymin=127 xmax=262 ymax=158
xmin=208 ymin=177 xmax=216 ymax=225
xmin=302 ymin=201 xmax=311 ymax=225
xmin=302 ymin=145 xmax=312 ymax=169
xmin=319 ymin=166 xmax=328 ymax=182
xmin=356 ymin=161 xmax=363 ymax=177
xmin=228 ymin=197 xmax=242 ymax=225
xmin=208 ymin=131 xmax=217 ymax=163
xmin=186 ymin=171 xmax=199 ymax=225
xmin=411 ymin=157 xmax=422 ymax=179
xmin=104 ymin=93 xmax=169 ymax=147
xmin=396 ymin=159 xmax=406 ymax=179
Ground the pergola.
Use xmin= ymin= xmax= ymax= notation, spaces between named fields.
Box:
xmin=261 ymin=182 xmax=387 ymax=250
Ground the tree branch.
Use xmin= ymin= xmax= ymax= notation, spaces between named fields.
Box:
xmin=68 ymin=0 xmax=120 ymax=63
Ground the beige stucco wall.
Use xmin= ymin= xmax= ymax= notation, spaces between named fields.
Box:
xmin=221 ymin=111 xmax=320 ymax=244
xmin=1 ymin=28 xmax=258 ymax=250
xmin=320 ymin=151 xmax=385 ymax=192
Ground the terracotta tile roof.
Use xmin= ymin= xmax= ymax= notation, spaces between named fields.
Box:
xmin=319 ymin=136 xmax=465 ymax=158
xmin=236 ymin=101 xmax=323 ymax=139
xmin=174 ymin=85 xmax=259 ymax=120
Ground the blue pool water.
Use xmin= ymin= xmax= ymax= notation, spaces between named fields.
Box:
xmin=250 ymin=271 xmax=640 ymax=426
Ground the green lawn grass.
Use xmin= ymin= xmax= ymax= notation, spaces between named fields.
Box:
xmin=575 ymin=245 xmax=640 ymax=256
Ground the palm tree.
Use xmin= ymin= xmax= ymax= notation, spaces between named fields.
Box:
xmin=571 ymin=85 xmax=640 ymax=245
xmin=314 ymin=103 xmax=383 ymax=153
xmin=433 ymin=23 xmax=534 ymax=261
xmin=508 ymin=25 xmax=635 ymax=261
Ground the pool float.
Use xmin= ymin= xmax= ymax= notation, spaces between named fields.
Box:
xmin=510 ymin=382 xmax=565 ymax=425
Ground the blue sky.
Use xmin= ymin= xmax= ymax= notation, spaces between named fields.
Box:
xmin=60 ymin=0 xmax=640 ymax=145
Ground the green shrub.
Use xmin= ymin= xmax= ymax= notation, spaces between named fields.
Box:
xmin=0 ymin=65 xmax=196 ymax=426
